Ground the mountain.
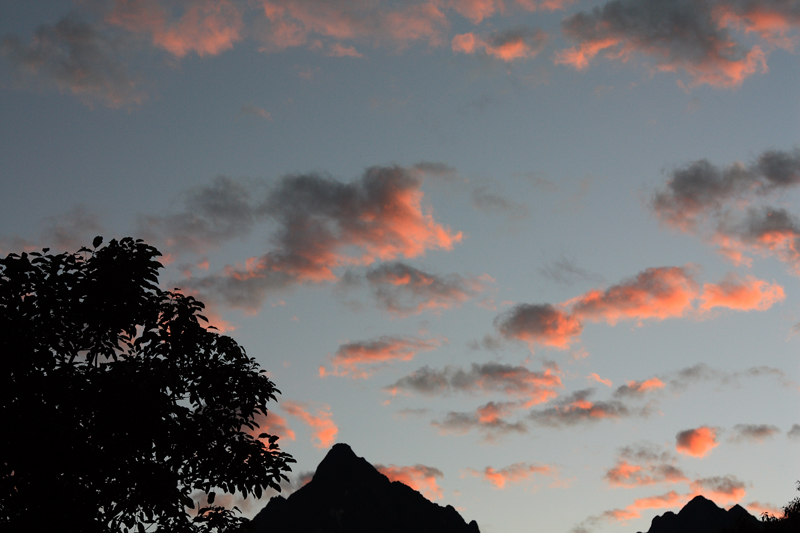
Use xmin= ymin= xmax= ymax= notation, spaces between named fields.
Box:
xmin=638 ymin=495 xmax=762 ymax=533
xmin=247 ymin=443 xmax=481 ymax=533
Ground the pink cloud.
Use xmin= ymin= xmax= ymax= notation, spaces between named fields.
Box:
xmin=375 ymin=464 xmax=444 ymax=500
xmin=494 ymin=303 xmax=583 ymax=351
xmin=699 ymin=274 xmax=785 ymax=311
xmin=676 ymin=426 xmax=719 ymax=458
xmin=466 ymin=462 xmax=556 ymax=489
xmin=449 ymin=0 xmax=504 ymax=23
xmin=282 ymin=401 xmax=338 ymax=448
xmin=321 ymin=335 xmax=444 ymax=378
xmin=248 ymin=411 xmax=296 ymax=443
xmin=568 ymin=266 xmax=699 ymax=325
xmin=588 ymin=372 xmax=612 ymax=387
xmin=258 ymin=0 xmax=449 ymax=52
xmin=107 ymin=0 xmax=244 ymax=58
xmin=451 ymin=27 xmax=548 ymax=61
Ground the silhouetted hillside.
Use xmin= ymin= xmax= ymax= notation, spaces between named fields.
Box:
xmin=248 ymin=443 xmax=480 ymax=533
xmin=638 ymin=495 xmax=761 ymax=533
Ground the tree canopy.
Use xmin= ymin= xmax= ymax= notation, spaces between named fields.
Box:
xmin=0 ymin=237 xmax=294 ymax=533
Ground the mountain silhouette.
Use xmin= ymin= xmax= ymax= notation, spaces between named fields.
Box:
xmin=247 ymin=443 xmax=480 ymax=533
xmin=638 ymin=495 xmax=762 ymax=533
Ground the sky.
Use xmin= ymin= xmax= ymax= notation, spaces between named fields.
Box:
xmin=2 ymin=0 xmax=800 ymax=532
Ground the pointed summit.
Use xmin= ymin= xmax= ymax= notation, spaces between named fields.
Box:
xmin=639 ymin=495 xmax=761 ymax=533
xmin=249 ymin=443 xmax=480 ymax=533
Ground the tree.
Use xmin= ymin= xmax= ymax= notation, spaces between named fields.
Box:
xmin=0 ymin=237 xmax=294 ymax=533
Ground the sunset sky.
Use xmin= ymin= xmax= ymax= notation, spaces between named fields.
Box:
xmin=2 ymin=1 xmax=800 ymax=532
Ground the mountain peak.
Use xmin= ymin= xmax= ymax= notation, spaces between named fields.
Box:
xmin=640 ymin=495 xmax=760 ymax=533
xmin=249 ymin=443 xmax=480 ymax=533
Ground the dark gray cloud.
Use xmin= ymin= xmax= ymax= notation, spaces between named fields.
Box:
xmin=494 ymin=303 xmax=583 ymax=350
xmin=471 ymin=186 xmax=528 ymax=219
xmin=556 ymin=0 xmax=770 ymax=87
xmin=2 ymin=14 xmax=141 ymax=107
xmin=385 ymin=362 xmax=562 ymax=402
xmin=667 ymin=362 xmax=794 ymax=391
xmin=432 ymin=405 xmax=528 ymax=441
xmin=528 ymin=389 xmax=643 ymax=427
xmin=0 ymin=205 xmax=104 ymax=255
xmin=652 ymin=149 xmax=800 ymax=229
xmin=365 ymin=262 xmax=487 ymax=316
xmin=537 ymin=253 xmax=603 ymax=287
xmin=788 ymin=424 xmax=800 ymax=439
xmin=139 ymin=176 xmax=258 ymax=255
xmin=729 ymin=423 xmax=781 ymax=443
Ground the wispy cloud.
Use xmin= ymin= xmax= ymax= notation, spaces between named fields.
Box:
xmin=282 ymin=401 xmax=338 ymax=448
xmin=729 ymin=423 xmax=780 ymax=443
xmin=452 ymin=27 xmax=548 ymax=62
xmin=464 ymin=462 xmax=556 ymax=489
xmin=320 ymin=335 xmax=444 ymax=378
xmin=375 ymin=463 xmax=444 ymax=500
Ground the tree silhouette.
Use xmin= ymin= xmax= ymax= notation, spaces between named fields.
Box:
xmin=0 ymin=237 xmax=293 ymax=533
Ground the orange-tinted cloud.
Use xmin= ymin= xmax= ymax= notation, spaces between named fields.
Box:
xmin=746 ymin=501 xmax=783 ymax=518
xmin=452 ymin=27 xmax=547 ymax=61
xmin=192 ymin=165 xmax=462 ymax=311
xmin=321 ymin=335 xmax=444 ymax=378
xmin=107 ymin=0 xmax=244 ymax=58
xmin=282 ymin=401 xmax=338 ymax=448
xmin=433 ymin=404 xmax=528 ymax=440
xmin=258 ymin=0 xmax=449 ymax=52
xmin=529 ymin=389 xmax=639 ymax=426
xmin=604 ymin=444 xmax=687 ymax=488
xmin=494 ymin=303 xmax=582 ymax=350
xmin=449 ymin=0 xmax=504 ymax=23
xmin=588 ymin=373 xmax=612 ymax=387
xmin=465 ymin=462 xmax=555 ymax=489
xmin=613 ymin=377 xmax=665 ymax=398
xmin=713 ymin=1 xmax=800 ymax=50
xmin=568 ymin=267 xmax=699 ymax=325
xmin=555 ymin=0 xmax=769 ymax=87
xmin=375 ymin=464 xmax=444 ymax=500
xmin=365 ymin=262 xmax=489 ymax=316
xmin=699 ymin=274 xmax=785 ymax=311
xmin=676 ymin=426 xmax=719 ymax=458
xmin=249 ymin=411 xmax=296 ymax=443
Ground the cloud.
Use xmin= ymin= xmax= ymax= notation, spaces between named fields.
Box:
xmin=471 ymin=186 xmax=529 ymax=218
xmin=652 ymin=149 xmax=800 ymax=230
xmin=588 ymin=373 xmax=612 ymax=387
xmin=138 ymin=176 xmax=257 ymax=255
xmin=106 ymin=0 xmax=244 ymax=58
xmin=789 ymin=424 xmax=800 ymax=439
xmin=568 ymin=266 xmax=699 ymax=325
xmin=497 ymin=265 xmax=784 ymax=353
xmin=281 ymin=401 xmax=338 ymax=448
xmin=729 ymin=423 xmax=780 ymax=443
xmin=676 ymin=426 xmax=719 ymax=458
xmin=529 ymin=389 xmax=639 ymax=427
xmin=257 ymin=0 xmax=449 ymax=52
xmin=452 ymin=27 xmax=548 ymax=61
xmin=537 ymin=254 xmax=603 ymax=287
xmin=666 ymin=362 xmax=796 ymax=392
xmin=464 ymin=462 xmax=556 ymax=489
xmin=650 ymin=148 xmax=800 ymax=273
xmin=327 ymin=42 xmax=363 ymax=57
xmin=690 ymin=475 xmax=746 ymax=504
xmin=604 ymin=444 xmax=687 ymax=487
xmin=432 ymin=401 xmax=528 ymax=440
xmin=365 ymin=262 xmax=488 ymax=316
xmin=320 ymin=335 xmax=444 ymax=378
xmin=554 ymin=0 xmax=769 ymax=87
xmin=613 ymin=377 xmax=665 ymax=398
xmin=191 ymin=165 xmax=462 ymax=311
xmin=449 ymin=0 xmax=505 ymax=23
xmin=247 ymin=411 xmax=296 ymax=443
xmin=494 ymin=303 xmax=583 ymax=350
xmin=1 ymin=14 xmax=142 ymax=107
xmin=714 ymin=0 xmax=800 ymax=50
xmin=699 ymin=274 xmax=785 ymax=311
xmin=386 ymin=362 xmax=563 ymax=404
xmin=239 ymin=103 xmax=272 ymax=120
xmin=375 ymin=464 xmax=444 ymax=500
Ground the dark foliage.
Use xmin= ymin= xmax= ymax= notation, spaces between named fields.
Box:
xmin=758 ymin=481 xmax=800 ymax=532
xmin=0 ymin=237 xmax=294 ymax=533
